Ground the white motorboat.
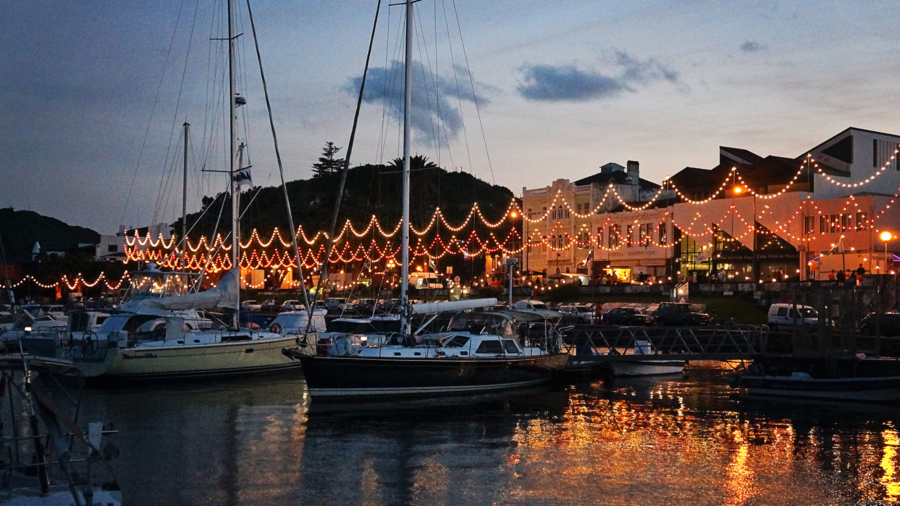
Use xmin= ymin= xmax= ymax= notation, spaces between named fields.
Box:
xmin=609 ymin=339 xmax=686 ymax=377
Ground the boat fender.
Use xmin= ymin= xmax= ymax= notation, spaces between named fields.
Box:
xmin=269 ymin=323 xmax=283 ymax=334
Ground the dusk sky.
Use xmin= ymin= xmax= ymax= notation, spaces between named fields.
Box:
xmin=2 ymin=1 xmax=898 ymax=234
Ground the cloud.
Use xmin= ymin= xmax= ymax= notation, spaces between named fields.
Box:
xmin=740 ymin=40 xmax=767 ymax=52
xmin=344 ymin=61 xmax=490 ymax=145
xmin=516 ymin=51 xmax=681 ymax=102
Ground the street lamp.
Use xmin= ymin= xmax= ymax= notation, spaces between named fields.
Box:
xmin=881 ymin=231 xmax=893 ymax=272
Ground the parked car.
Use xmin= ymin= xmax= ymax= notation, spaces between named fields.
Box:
xmin=858 ymin=312 xmax=900 ymax=337
xmin=261 ymin=299 xmax=278 ymax=312
xmin=558 ymin=304 xmax=593 ymax=324
xmin=557 ymin=305 xmax=584 ymax=325
xmin=514 ymin=300 xmax=551 ymax=311
xmin=767 ymin=303 xmax=830 ymax=330
xmin=574 ymin=304 xmax=595 ymax=324
xmin=240 ymin=300 xmax=262 ymax=312
xmin=323 ymin=298 xmax=349 ymax=313
xmin=652 ymin=303 xmax=709 ymax=326
xmin=602 ymin=307 xmax=656 ymax=326
xmin=281 ymin=300 xmax=305 ymax=311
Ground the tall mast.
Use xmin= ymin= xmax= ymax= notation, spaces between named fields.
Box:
xmin=400 ymin=0 xmax=413 ymax=335
xmin=228 ymin=0 xmax=240 ymax=329
xmin=182 ymin=122 xmax=189 ymax=247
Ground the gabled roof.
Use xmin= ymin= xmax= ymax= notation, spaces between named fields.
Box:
xmin=741 ymin=156 xmax=801 ymax=185
xmin=668 ymin=167 xmax=713 ymax=189
xmin=720 ymin=147 xmax=763 ymax=167
xmin=573 ymin=171 xmax=660 ymax=190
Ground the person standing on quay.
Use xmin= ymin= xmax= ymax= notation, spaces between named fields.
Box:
xmin=857 ymin=264 xmax=866 ymax=277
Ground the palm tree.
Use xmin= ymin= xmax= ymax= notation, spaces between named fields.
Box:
xmin=388 ymin=155 xmax=439 ymax=172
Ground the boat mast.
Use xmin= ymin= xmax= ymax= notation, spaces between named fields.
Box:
xmin=182 ymin=121 xmax=189 ymax=249
xmin=400 ymin=0 xmax=413 ymax=335
xmin=228 ymin=0 xmax=240 ymax=329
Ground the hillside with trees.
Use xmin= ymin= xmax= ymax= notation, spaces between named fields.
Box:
xmin=177 ymin=157 xmax=517 ymax=246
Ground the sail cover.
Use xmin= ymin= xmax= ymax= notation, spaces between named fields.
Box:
xmin=139 ymin=270 xmax=239 ymax=311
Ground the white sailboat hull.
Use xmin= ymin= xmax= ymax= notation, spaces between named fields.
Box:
xmin=78 ymin=335 xmax=306 ymax=381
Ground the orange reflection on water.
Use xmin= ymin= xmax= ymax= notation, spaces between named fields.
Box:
xmin=723 ymin=431 xmax=755 ymax=506
xmin=881 ymin=428 xmax=900 ymax=502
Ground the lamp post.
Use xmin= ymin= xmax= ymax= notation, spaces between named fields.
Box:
xmin=881 ymin=231 xmax=893 ymax=273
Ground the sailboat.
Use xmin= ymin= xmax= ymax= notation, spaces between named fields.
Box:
xmin=295 ymin=0 xmax=568 ymax=398
xmin=74 ymin=0 xmax=317 ymax=382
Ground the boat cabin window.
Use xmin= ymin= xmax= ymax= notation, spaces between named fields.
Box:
xmin=443 ymin=336 xmax=470 ymax=348
xmin=70 ymin=312 xmax=90 ymax=332
xmin=475 ymin=339 xmax=503 ymax=354
xmin=447 ymin=313 xmax=513 ymax=336
xmin=503 ymin=340 xmax=521 ymax=354
xmin=98 ymin=314 xmax=160 ymax=334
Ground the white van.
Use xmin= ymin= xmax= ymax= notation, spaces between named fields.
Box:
xmin=767 ymin=303 xmax=827 ymax=330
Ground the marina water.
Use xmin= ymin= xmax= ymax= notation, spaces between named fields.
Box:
xmin=72 ymin=366 xmax=900 ymax=505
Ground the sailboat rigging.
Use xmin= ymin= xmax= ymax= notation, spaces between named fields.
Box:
xmin=294 ymin=0 xmax=569 ymax=398
xmin=70 ymin=0 xmax=320 ymax=382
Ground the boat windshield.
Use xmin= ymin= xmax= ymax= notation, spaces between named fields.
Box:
xmin=796 ymin=307 xmax=818 ymax=318
xmin=127 ymin=271 xmax=195 ymax=301
xmin=447 ymin=313 xmax=513 ymax=336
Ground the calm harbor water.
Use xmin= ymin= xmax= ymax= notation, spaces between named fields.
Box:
xmin=67 ymin=366 xmax=900 ymax=505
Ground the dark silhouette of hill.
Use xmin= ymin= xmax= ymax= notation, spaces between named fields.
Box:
xmin=0 ymin=208 xmax=100 ymax=263
xmin=179 ymin=164 xmax=517 ymax=242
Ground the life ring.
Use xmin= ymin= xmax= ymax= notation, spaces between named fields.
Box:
xmin=269 ymin=323 xmax=283 ymax=334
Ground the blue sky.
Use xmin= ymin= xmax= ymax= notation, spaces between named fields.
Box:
xmin=2 ymin=0 xmax=898 ymax=233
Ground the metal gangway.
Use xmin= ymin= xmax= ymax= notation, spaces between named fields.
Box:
xmin=563 ymin=325 xmax=769 ymax=364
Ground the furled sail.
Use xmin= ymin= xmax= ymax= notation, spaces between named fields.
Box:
xmin=139 ymin=270 xmax=239 ymax=311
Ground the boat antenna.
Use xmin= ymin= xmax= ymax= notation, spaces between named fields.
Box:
xmin=306 ymin=0 xmax=384 ymax=331
xmin=244 ymin=0 xmax=314 ymax=318
xmin=400 ymin=0 xmax=415 ymax=335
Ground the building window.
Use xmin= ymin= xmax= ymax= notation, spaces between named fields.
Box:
xmin=830 ymin=214 xmax=839 ymax=233
xmin=640 ymin=223 xmax=652 ymax=246
xmin=658 ymin=223 xmax=667 ymax=245
xmin=627 ymin=225 xmax=634 ymax=248
xmin=542 ymin=236 xmax=547 ymax=252
xmin=874 ymin=138 xmax=878 ymax=167
xmin=609 ymin=225 xmax=618 ymax=248
xmin=107 ymin=245 xmax=118 ymax=253
xmin=841 ymin=214 xmax=851 ymax=231
xmin=856 ymin=212 xmax=868 ymax=231
xmin=804 ymin=216 xmax=816 ymax=235
xmin=563 ymin=206 xmax=569 ymax=219
xmin=819 ymin=215 xmax=826 ymax=233
xmin=542 ymin=207 xmax=547 ymax=221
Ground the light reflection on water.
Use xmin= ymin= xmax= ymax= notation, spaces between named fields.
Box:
xmin=68 ymin=367 xmax=900 ymax=505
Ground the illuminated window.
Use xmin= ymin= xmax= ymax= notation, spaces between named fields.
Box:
xmin=804 ymin=216 xmax=816 ymax=234
xmin=856 ymin=212 xmax=868 ymax=231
